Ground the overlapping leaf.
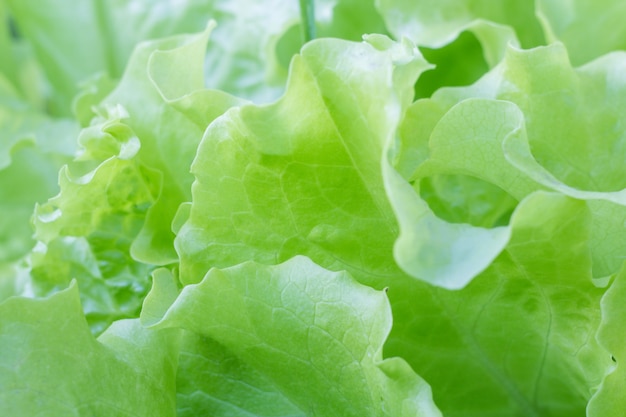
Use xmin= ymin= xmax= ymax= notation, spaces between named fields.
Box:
xmin=0 ymin=75 xmax=77 ymax=269
xmin=375 ymin=0 xmax=541 ymax=99
xmin=386 ymin=192 xmax=609 ymax=416
xmin=144 ymin=257 xmax=442 ymax=417
xmin=2 ymin=2 xmax=626 ymax=416
xmin=537 ymin=0 xmax=626 ymax=65
xmin=175 ymin=34 xmax=431 ymax=286
xmin=4 ymin=0 xmax=387 ymax=113
xmin=0 ymin=282 xmax=179 ymax=416
xmin=30 ymin=26 xmax=240 ymax=332
xmin=376 ymin=0 xmax=543 ymax=49
xmin=398 ymin=42 xmax=626 ymax=280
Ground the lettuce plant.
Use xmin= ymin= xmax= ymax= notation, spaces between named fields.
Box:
xmin=2 ymin=1 xmax=626 ymax=416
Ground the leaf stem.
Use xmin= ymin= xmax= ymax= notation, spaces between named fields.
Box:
xmin=299 ymin=0 xmax=316 ymax=43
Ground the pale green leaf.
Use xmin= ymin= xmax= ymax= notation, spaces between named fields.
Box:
xmin=0 ymin=282 xmax=179 ymax=416
xmin=176 ymin=35 xmax=431 ymax=286
xmin=537 ymin=0 xmax=626 ymax=65
xmin=399 ymin=43 xmax=626 ymax=279
xmin=146 ymin=256 xmax=442 ymax=417
xmin=387 ymin=192 xmax=609 ymax=416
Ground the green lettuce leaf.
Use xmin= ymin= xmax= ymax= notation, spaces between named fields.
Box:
xmin=588 ymin=263 xmax=626 ymax=416
xmin=0 ymin=76 xmax=77 ymax=267
xmin=29 ymin=106 xmax=157 ymax=333
xmin=0 ymin=281 xmax=179 ymax=416
xmin=176 ymin=331 xmax=306 ymax=417
xmin=387 ymin=192 xmax=610 ymax=416
xmin=4 ymin=0 xmax=219 ymax=115
xmin=5 ymin=0 xmax=388 ymax=113
xmin=144 ymin=256 xmax=442 ymax=417
xmin=103 ymin=23 xmax=241 ymax=265
xmin=399 ymin=42 xmax=626 ymax=280
xmin=537 ymin=0 xmax=626 ymax=66
xmin=3 ymin=3 xmax=625 ymax=415
xmin=98 ymin=23 xmax=242 ymax=264
xmin=176 ymin=34 xmax=431 ymax=286
xmin=173 ymin=26 xmax=616 ymax=415
xmin=386 ymin=42 xmax=624 ymax=412
xmin=30 ymin=25 xmax=240 ymax=332
xmin=376 ymin=0 xmax=544 ymax=49
xmin=374 ymin=0 xmax=545 ymax=99
xmin=202 ymin=0 xmax=388 ymax=103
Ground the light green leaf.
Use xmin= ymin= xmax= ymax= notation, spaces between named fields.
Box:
xmin=30 ymin=26 xmax=240 ymax=332
xmin=382 ymin=160 xmax=512 ymax=289
xmin=6 ymin=0 xmax=389 ymax=113
xmin=537 ymin=0 xmax=626 ymax=66
xmin=376 ymin=0 xmax=543 ymax=49
xmin=26 ymin=28 xmax=236 ymax=333
xmin=176 ymin=34 xmax=430 ymax=286
xmin=399 ymin=43 xmax=626 ymax=279
xmin=4 ymin=0 xmax=219 ymax=115
xmin=0 ymin=282 xmax=179 ymax=416
xmin=143 ymin=267 xmax=305 ymax=416
xmin=588 ymin=263 xmax=626 ymax=416
xmin=176 ymin=331 xmax=307 ymax=417
xmin=387 ymin=192 xmax=609 ymax=416
xmin=385 ymin=99 xmax=534 ymax=288
xmin=33 ymin=109 xmax=155 ymax=245
xmin=146 ymin=256 xmax=442 ymax=417
xmin=99 ymin=23 xmax=242 ymax=265
xmin=203 ymin=0 xmax=388 ymax=103
xmin=30 ymin=108 xmax=157 ymax=333
xmin=0 ymin=77 xmax=77 ymax=265
xmin=374 ymin=0 xmax=547 ymax=99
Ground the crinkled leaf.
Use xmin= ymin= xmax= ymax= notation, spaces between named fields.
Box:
xmin=98 ymin=23 xmax=242 ymax=265
xmin=30 ymin=26 xmax=240 ymax=332
xmin=203 ymin=0 xmax=388 ymax=103
xmin=179 ymin=30 xmax=508 ymax=290
xmin=0 ymin=78 xmax=77 ymax=265
xmin=399 ymin=43 xmax=626 ymax=280
xmin=5 ymin=0 xmax=388 ymax=113
xmin=29 ymin=109 xmax=157 ymax=333
xmin=387 ymin=99 xmax=533 ymax=287
xmin=145 ymin=256 xmax=442 ymax=417
xmin=0 ymin=282 xmax=179 ymax=416
xmin=3 ymin=3 xmax=623 ymax=416
xmin=383 ymin=121 xmax=514 ymax=288
xmin=176 ymin=35 xmax=431 ymax=286
xmin=375 ymin=0 xmax=544 ymax=99
xmin=387 ymin=192 xmax=609 ymax=416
